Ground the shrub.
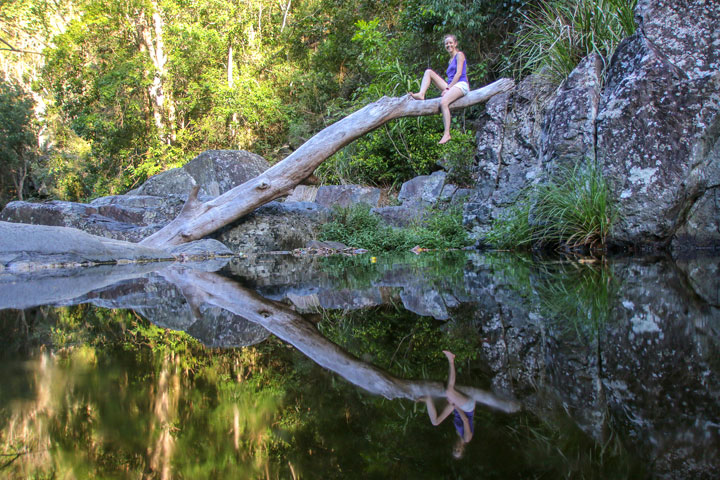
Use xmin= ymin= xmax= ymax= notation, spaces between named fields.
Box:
xmin=320 ymin=203 xmax=471 ymax=252
xmin=511 ymin=0 xmax=637 ymax=82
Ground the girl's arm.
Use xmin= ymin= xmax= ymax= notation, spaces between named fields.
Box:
xmin=424 ymin=397 xmax=455 ymax=426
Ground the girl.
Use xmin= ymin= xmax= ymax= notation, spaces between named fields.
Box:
xmin=410 ymin=34 xmax=470 ymax=144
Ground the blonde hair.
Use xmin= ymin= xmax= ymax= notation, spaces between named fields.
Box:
xmin=443 ymin=34 xmax=458 ymax=44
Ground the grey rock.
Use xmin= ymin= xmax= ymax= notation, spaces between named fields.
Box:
xmin=597 ymin=32 xmax=720 ymax=245
xmin=129 ymin=150 xmax=269 ymax=197
xmin=635 ymin=0 xmax=720 ymax=78
xmin=464 ymin=73 xmax=556 ymax=238
xmin=540 ymin=54 xmax=603 ymax=172
xmin=398 ymin=171 xmax=447 ymax=205
xmin=213 ymin=201 xmax=331 ymax=253
xmin=0 ymin=221 xmax=172 ymax=273
xmin=0 ymin=196 xmax=185 ymax=242
xmin=315 ymin=185 xmax=382 ymax=209
xmin=371 ymin=205 xmax=425 ymax=228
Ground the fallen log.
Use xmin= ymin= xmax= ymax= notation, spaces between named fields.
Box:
xmin=140 ymin=79 xmax=515 ymax=248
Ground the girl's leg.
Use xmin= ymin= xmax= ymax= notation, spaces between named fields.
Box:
xmin=438 ymin=87 xmax=465 ymax=144
xmin=423 ymin=396 xmax=454 ymax=426
xmin=443 ymin=350 xmax=472 ymax=407
xmin=410 ymin=69 xmax=447 ymax=100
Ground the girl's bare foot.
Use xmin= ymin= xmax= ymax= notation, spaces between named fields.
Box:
xmin=409 ymin=92 xmax=425 ymax=100
xmin=438 ymin=133 xmax=451 ymax=144
xmin=443 ymin=350 xmax=455 ymax=361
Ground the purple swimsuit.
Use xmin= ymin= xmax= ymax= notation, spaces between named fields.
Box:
xmin=453 ymin=408 xmax=475 ymax=439
xmin=446 ymin=54 xmax=468 ymax=85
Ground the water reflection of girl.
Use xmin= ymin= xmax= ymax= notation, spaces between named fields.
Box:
xmin=420 ymin=350 xmax=475 ymax=459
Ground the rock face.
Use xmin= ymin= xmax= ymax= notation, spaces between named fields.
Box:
xmin=597 ymin=32 xmax=720 ymax=245
xmin=128 ymin=150 xmax=269 ymax=197
xmin=465 ymin=2 xmax=720 ymax=249
xmin=373 ymin=171 xmax=470 ymax=228
xmin=463 ymin=73 xmax=555 ymax=237
xmin=213 ymin=201 xmax=332 ymax=253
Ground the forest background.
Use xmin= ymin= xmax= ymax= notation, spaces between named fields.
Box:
xmin=0 ymin=0 xmax=634 ymax=210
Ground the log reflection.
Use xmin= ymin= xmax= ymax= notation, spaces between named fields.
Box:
xmin=161 ymin=268 xmax=520 ymax=414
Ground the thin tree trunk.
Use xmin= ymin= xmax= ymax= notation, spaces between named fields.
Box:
xmin=140 ymin=79 xmax=514 ymax=247
xmin=133 ymin=0 xmax=176 ymax=144
xmin=280 ymin=0 xmax=291 ymax=33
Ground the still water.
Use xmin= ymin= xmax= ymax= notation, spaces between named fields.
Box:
xmin=1 ymin=251 xmax=718 ymax=479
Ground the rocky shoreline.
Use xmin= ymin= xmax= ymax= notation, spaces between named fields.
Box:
xmin=1 ymin=1 xmax=718 ymax=267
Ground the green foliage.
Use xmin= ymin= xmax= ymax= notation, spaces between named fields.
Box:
xmin=320 ymin=203 xmax=471 ymax=252
xmin=318 ymin=307 xmax=483 ymax=378
xmin=0 ymin=80 xmax=38 ymax=204
xmin=511 ymin=0 xmax=637 ymax=82
xmin=486 ymin=162 xmax=617 ymax=250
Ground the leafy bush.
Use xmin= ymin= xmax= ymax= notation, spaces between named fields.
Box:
xmin=511 ymin=0 xmax=637 ymax=82
xmin=320 ymin=203 xmax=471 ymax=252
xmin=486 ymin=161 xmax=617 ymax=250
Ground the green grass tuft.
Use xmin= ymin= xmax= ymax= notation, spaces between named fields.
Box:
xmin=486 ymin=161 xmax=617 ymax=251
xmin=511 ymin=0 xmax=637 ymax=83
xmin=320 ymin=203 xmax=471 ymax=252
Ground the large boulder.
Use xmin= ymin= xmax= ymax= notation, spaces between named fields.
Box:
xmin=597 ymin=30 xmax=720 ymax=245
xmin=213 ymin=201 xmax=332 ymax=253
xmin=0 ymin=221 xmax=172 ymax=273
xmin=128 ymin=150 xmax=269 ymax=196
xmin=540 ymin=54 xmax=603 ymax=172
xmin=0 ymin=195 xmax=185 ymax=243
xmin=466 ymin=0 xmax=720 ymax=249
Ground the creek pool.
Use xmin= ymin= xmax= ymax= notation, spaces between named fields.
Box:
xmin=1 ymin=251 xmax=719 ymax=479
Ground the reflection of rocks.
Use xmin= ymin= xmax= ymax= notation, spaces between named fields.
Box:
xmin=466 ymin=253 xmax=720 ymax=478
xmin=224 ymin=252 xmax=472 ymax=320
xmin=72 ymin=274 xmax=270 ymax=347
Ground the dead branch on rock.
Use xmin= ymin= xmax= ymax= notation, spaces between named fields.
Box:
xmin=140 ymin=79 xmax=514 ymax=248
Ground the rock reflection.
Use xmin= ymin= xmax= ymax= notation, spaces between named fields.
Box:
xmin=1 ymin=251 xmax=719 ymax=477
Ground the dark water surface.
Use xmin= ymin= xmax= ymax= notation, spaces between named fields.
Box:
xmin=1 ymin=251 xmax=718 ymax=479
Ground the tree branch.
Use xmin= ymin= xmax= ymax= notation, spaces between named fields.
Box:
xmin=140 ymin=78 xmax=514 ymax=247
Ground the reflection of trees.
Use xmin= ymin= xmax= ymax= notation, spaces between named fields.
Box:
xmin=162 ymin=268 xmax=520 ymax=414
xmin=0 ymin=318 xmax=279 ymax=478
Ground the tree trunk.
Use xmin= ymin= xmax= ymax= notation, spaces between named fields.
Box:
xmin=133 ymin=0 xmax=176 ymax=144
xmin=162 ymin=267 xmax=521 ymax=412
xmin=140 ymin=79 xmax=514 ymax=248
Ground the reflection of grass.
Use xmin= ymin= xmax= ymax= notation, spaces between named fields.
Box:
xmin=509 ymin=409 xmax=644 ymax=479
xmin=318 ymin=250 xmax=469 ymax=292
xmin=484 ymin=252 xmax=619 ymax=342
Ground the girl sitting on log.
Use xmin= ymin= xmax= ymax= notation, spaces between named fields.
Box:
xmin=409 ymin=34 xmax=470 ymax=144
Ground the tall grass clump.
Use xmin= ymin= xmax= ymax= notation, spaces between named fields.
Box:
xmin=486 ymin=161 xmax=617 ymax=250
xmin=511 ymin=0 xmax=637 ymax=82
